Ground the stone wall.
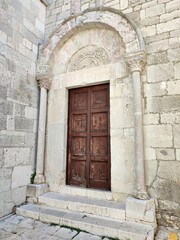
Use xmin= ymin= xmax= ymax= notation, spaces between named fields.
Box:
xmin=0 ymin=0 xmax=46 ymax=217
xmin=45 ymin=0 xmax=180 ymax=227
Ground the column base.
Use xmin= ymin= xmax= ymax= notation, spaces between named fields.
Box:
xmin=133 ymin=189 xmax=150 ymax=200
xmin=34 ymin=173 xmax=46 ymax=184
xmin=126 ymin=196 xmax=157 ymax=228
xmin=26 ymin=183 xmax=49 ymax=203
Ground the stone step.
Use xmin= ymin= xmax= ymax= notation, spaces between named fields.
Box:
xmin=59 ymin=185 xmax=126 ymax=202
xmin=16 ymin=204 xmax=154 ymax=240
xmin=38 ymin=192 xmax=126 ymax=220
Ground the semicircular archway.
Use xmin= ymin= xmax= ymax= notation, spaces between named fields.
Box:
xmin=35 ymin=8 xmax=148 ymax=201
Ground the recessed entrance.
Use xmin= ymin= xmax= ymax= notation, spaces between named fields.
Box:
xmin=67 ymin=84 xmax=110 ymax=190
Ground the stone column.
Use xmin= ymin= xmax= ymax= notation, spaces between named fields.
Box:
xmin=34 ymin=78 xmax=50 ymax=184
xmin=126 ymin=51 xmax=149 ymax=200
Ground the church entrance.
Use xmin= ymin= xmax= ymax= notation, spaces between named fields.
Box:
xmin=66 ymin=84 xmax=111 ymax=190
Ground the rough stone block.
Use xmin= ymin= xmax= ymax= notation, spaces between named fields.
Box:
xmin=0 ymin=114 xmax=6 ymax=130
xmin=14 ymin=103 xmax=25 ymax=117
xmin=25 ymin=106 xmax=38 ymax=119
xmin=0 ymin=168 xmax=12 ymax=179
xmin=0 ymin=30 xmax=7 ymax=44
xmin=146 ymin=4 xmax=165 ymax=18
xmin=0 ymin=101 xmax=13 ymax=115
xmin=110 ymin=97 xmax=134 ymax=129
xmin=157 ymin=18 xmax=180 ymax=33
xmin=160 ymin=113 xmax=176 ymax=124
xmin=0 ymin=178 xmax=11 ymax=192
xmin=167 ymin=80 xmax=180 ymax=95
xmin=147 ymin=51 xmax=168 ymax=65
xmin=12 ymin=186 xmax=27 ymax=205
xmin=156 ymin=148 xmax=175 ymax=161
xmin=0 ymin=148 xmax=3 ymax=168
xmin=0 ymin=134 xmax=25 ymax=147
xmin=0 ymin=85 xmax=7 ymax=100
xmin=15 ymin=117 xmax=34 ymax=132
xmin=168 ymin=48 xmax=180 ymax=62
xmin=12 ymin=165 xmax=32 ymax=189
xmin=143 ymin=114 xmax=159 ymax=125
xmin=141 ymin=25 xmax=156 ymax=38
xmin=23 ymin=38 xmax=32 ymax=50
xmin=147 ymin=63 xmax=174 ymax=83
xmin=166 ymin=0 xmax=180 ymax=13
xmin=27 ymin=184 xmax=49 ymax=198
xmin=174 ymin=125 xmax=180 ymax=148
xmin=144 ymin=82 xmax=167 ymax=97
xmin=175 ymin=62 xmax=180 ymax=79
xmin=35 ymin=19 xmax=45 ymax=33
xmin=147 ymin=96 xmax=180 ymax=113
xmin=158 ymin=161 xmax=180 ymax=183
xmin=145 ymin=160 xmax=158 ymax=186
xmin=147 ymin=39 xmax=168 ymax=54
xmin=144 ymin=125 xmax=173 ymax=148
xmin=6 ymin=115 xmax=15 ymax=130
xmin=176 ymin=149 xmax=180 ymax=161
xmin=120 ymin=0 xmax=128 ymax=10
xmin=145 ymin=148 xmax=156 ymax=161
xmin=3 ymin=148 xmax=30 ymax=167
xmin=126 ymin=197 xmax=156 ymax=224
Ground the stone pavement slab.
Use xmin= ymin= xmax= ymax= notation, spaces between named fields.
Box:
xmin=0 ymin=214 xmax=180 ymax=240
xmin=54 ymin=227 xmax=78 ymax=239
xmin=73 ymin=232 xmax=102 ymax=240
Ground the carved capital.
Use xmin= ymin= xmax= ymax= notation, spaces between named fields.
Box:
xmin=37 ymin=78 xmax=51 ymax=90
xmin=125 ymin=51 xmax=146 ymax=73
xmin=36 ymin=64 xmax=52 ymax=90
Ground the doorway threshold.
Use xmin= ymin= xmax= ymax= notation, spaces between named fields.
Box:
xmin=58 ymin=185 xmax=127 ymax=202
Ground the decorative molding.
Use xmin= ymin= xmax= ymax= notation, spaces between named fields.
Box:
xmin=125 ymin=51 xmax=146 ymax=73
xmin=67 ymin=46 xmax=110 ymax=72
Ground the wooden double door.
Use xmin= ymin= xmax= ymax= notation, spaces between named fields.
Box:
xmin=67 ymin=84 xmax=110 ymax=190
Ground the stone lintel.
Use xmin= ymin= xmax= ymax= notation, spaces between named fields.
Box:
xmin=125 ymin=51 xmax=146 ymax=73
xmin=126 ymin=197 xmax=157 ymax=227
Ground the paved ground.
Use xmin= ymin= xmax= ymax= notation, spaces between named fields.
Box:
xmin=0 ymin=214 xmax=179 ymax=240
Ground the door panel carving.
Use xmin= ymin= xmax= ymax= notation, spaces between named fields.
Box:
xmin=90 ymin=162 xmax=108 ymax=180
xmin=91 ymin=136 xmax=108 ymax=155
xmin=72 ymin=114 xmax=87 ymax=132
xmin=73 ymin=92 xmax=88 ymax=110
xmin=67 ymin=84 xmax=110 ymax=190
xmin=72 ymin=137 xmax=86 ymax=155
xmin=71 ymin=161 xmax=86 ymax=183
xmin=91 ymin=112 xmax=107 ymax=130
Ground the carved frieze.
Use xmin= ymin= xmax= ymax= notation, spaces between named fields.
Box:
xmin=67 ymin=46 xmax=110 ymax=72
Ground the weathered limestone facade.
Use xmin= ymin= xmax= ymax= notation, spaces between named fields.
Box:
xmin=0 ymin=0 xmax=46 ymax=217
xmin=41 ymin=0 xmax=180 ymax=228
xmin=0 ymin=0 xmax=180 ymax=231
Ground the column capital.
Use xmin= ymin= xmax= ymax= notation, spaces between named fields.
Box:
xmin=125 ymin=51 xmax=146 ymax=73
xmin=37 ymin=78 xmax=51 ymax=90
xmin=37 ymin=64 xmax=52 ymax=90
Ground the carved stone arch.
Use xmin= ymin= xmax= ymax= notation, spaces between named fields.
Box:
xmin=37 ymin=8 xmax=145 ymax=79
xmin=35 ymin=8 xmax=149 ymax=201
